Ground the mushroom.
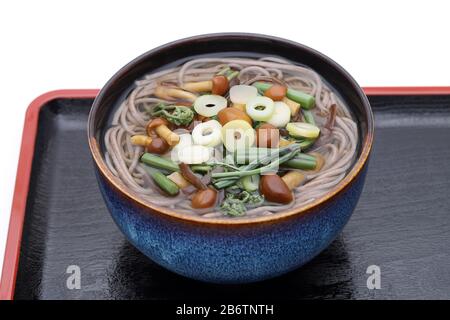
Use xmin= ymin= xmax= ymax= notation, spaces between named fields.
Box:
xmin=278 ymin=137 xmax=294 ymax=147
xmin=211 ymin=75 xmax=229 ymax=95
xmin=147 ymin=118 xmax=180 ymax=146
xmin=130 ymin=135 xmax=153 ymax=147
xmin=217 ymin=107 xmax=252 ymax=126
xmin=325 ymin=104 xmax=337 ymax=130
xmin=308 ymin=152 xmax=325 ymax=173
xmin=182 ymin=75 xmax=229 ymax=96
xmin=281 ymin=171 xmax=305 ymax=190
xmin=231 ymin=103 xmax=246 ymax=112
xmin=166 ymin=172 xmax=191 ymax=189
xmin=147 ymin=137 xmax=170 ymax=154
xmin=282 ymin=97 xmax=301 ymax=117
xmin=260 ymin=174 xmax=293 ymax=204
xmin=191 ymin=188 xmax=218 ymax=209
xmin=130 ymin=135 xmax=170 ymax=154
xmin=182 ymin=80 xmax=213 ymax=93
xmin=154 ymin=86 xmax=197 ymax=103
xmin=264 ymin=84 xmax=287 ymax=101
xmin=179 ymin=162 xmax=218 ymax=209
xmin=259 ymin=171 xmax=305 ymax=204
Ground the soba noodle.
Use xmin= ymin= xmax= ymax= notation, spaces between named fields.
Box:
xmin=103 ymin=57 xmax=358 ymax=218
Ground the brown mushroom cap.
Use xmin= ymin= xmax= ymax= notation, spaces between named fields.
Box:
xmin=147 ymin=117 xmax=169 ymax=136
xmin=264 ymin=84 xmax=287 ymax=101
xmin=260 ymin=174 xmax=293 ymax=204
xmin=217 ymin=107 xmax=252 ymax=126
xmin=211 ymin=75 xmax=229 ymax=96
xmin=146 ymin=137 xmax=170 ymax=154
xmin=192 ymin=188 xmax=218 ymax=209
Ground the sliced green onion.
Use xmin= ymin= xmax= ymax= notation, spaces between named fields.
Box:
xmin=267 ymin=101 xmax=291 ymax=128
xmin=286 ymin=122 xmax=320 ymax=139
xmin=240 ymin=174 xmax=260 ymax=192
xmin=230 ymin=85 xmax=258 ymax=104
xmin=194 ymin=94 xmax=227 ymax=117
xmin=191 ymin=120 xmax=222 ymax=147
xmin=245 ymin=96 xmax=275 ymax=121
xmin=177 ymin=145 xmax=213 ymax=164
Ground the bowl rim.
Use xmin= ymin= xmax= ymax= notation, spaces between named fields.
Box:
xmin=87 ymin=32 xmax=374 ymax=226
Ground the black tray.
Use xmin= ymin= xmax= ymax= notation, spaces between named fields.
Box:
xmin=5 ymin=91 xmax=450 ymax=299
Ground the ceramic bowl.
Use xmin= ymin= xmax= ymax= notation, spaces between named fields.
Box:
xmin=87 ymin=33 xmax=374 ymax=284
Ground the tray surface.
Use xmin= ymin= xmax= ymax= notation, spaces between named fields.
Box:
xmin=4 ymin=92 xmax=450 ymax=299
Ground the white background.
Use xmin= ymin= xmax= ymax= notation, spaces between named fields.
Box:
xmin=1 ymin=0 xmax=449 ymax=279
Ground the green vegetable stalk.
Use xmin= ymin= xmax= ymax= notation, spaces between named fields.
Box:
xmin=235 ymin=147 xmax=281 ymax=164
xmin=140 ymin=153 xmax=179 ymax=172
xmin=151 ymin=103 xmax=194 ymax=126
xmin=142 ymin=165 xmax=179 ymax=196
xmin=286 ymin=137 xmax=316 ymax=150
xmin=217 ymin=67 xmax=239 ymax=81
xmin=213 ymin=149 xmax=300 ymax=179
xmin=190 ymin=165 xmax=211 ymax=173
xmin=302 ymin=109 xmax=316 ymax=126
xmin=253 ymin=82 xmax=315 ymax=109
xmin=234 ymin=144 xmax=306 ymax=165
xmin=284 ymin=154 xmax=317 ymax=170
xmin=205 ymin=161 xmax=240 ymax=172
xmin=297 ymin=138 xmax=316 ymax=150
xmin=213 ymin=144 xmax=301 ymax=189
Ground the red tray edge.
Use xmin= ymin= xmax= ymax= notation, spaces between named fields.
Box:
xmin=0 ymin=90 xmax=99 ymax=300
xmin=1 ymin=86 xmax=450 ymax=300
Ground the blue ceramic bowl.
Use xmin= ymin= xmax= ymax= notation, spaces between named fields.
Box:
xmin=88 ymin=33 xmax=374 ymax=284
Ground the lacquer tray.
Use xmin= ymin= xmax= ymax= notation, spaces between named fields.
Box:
xmin=1 ymin=88 xmax=450 ymax=300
